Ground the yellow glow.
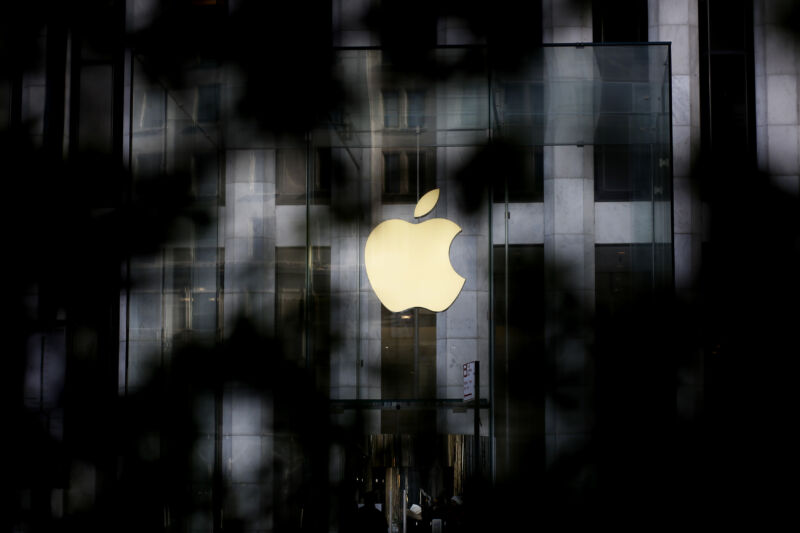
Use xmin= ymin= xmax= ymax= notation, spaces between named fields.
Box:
xmin=365 ymin=191 xmax=465 ymax=313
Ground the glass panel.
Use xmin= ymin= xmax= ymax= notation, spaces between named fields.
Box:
xmin=383 ymin=90 xmax=399 ymax=128
xmin=494 ymin=45 xmax=670 ymax=146
xmin=406 ymin=90 xmax=426 ymax=128
xmin=310 ymin=48 xmax=494 ymax=532
xmin=276 ymin=148 xmax=306 ymax=205
xmin=380 ymin=308 xmax=436 ymax=400
xmin=124 ymin=43 xmax=672 ymax=533
xmin=491 ymin=145 xmax=544 ymax=202
xmin=196 ymin=84 xmax=219 ymax=123
xmin=136 ymin=87 xmax=165 ymax=129
xmin=125 ymin=53 xmax=225 ymax=533
xmin=492 ymin=245 xmax=545 ymax=479
xmin=594 ymin=143 xmax=654 ymax=201
xmin=595 ymin=244 xmax=655 ymax=315
xmin=126 ymin=54 xmax=223 ymax=380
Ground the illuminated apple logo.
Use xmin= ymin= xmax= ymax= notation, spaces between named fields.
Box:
xmin=365 ymin=189 xmax=465 ymax=312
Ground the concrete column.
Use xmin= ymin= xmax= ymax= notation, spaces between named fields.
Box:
xmin=541 ymin=1 xmax=596 ymax=475
xmin=649 ymin=0 xmax=702 ymax=293
xmin=425 ymin=146 xmax=490 ymax=438
xmin=222 ymin=149 xmax=276 ymax=335
xmin=754 ymin=0 xmax=800 ymax=195
xmin=329 ymin=149 xmax=366 ymax=402
xmin=542 ymin=145 xmax=596 ymax=468
xmin=220 ymin=154 xmax=277 ymax=531
xmin=650 ymin=0 xmax=703 ymax=431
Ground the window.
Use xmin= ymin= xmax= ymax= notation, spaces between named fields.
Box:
xmin=699 ymin=0 xmax=756 ymax=176
xmin=136 ymin=87 xmax=165 ymax=130
xmin=276 ymin=148 xmax=305 ymax=204
xmin=23 ymin=329 xmax=66 ymax=440
xmin=492 ymin=146 xmax=544 ymax=202
xmin=594 ymin=144 xmax=654 ymax=201
xmin=500 ymin=82 xmax=545 ymax=146
xmin=382 ymin=89 xmax=428 ymax=129
xmin=381 ymin=149 xmax=436 ymax=203
xmin=493 ymin=244 xmax=545 ymax=362
xmin=406 ymin=90 xmax=425 ymax=128
xmin=165 ymin=247 xmax=221 ymax=344
xmin=276 ymin=148 xmax=332 ymax=205
xmin=592 ymin=0 xmax=648 ymax=43
xmin=276 ymin=247 xmax=307 ymax=364
xmin=383 ymin=90 xmax=399 ymax=128
xmin=493 ymin=245 xmax=545 ymax=476
xmin=502 ymin=82 xmax=544 ymax=125
xmin=313 ymin=147 xmax=335 ymax=201
xmin=595 ymin=244 xmax=654 ymax=317
xmin=383 ymin=152 xmax=402 ymax=193
xmin=191 ymin=151 xmax=220 ymax=201
xmin=196 ymin=84 xmax=220 ymax=123
xmin=459 ymin=84 xmax=483 ymax=128
xmin=380 ymin=307 xmax=436 ymax=400
xmin=275 ymin=247 xmax=330 ymax=388
xmin=380 ymin=306 xmax=436 ymax=434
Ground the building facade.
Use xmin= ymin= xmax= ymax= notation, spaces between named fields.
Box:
xmin=5 ymin=1 xmax=798 ymax=532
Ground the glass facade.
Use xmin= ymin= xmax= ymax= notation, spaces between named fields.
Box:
xmin=122 ymin=43 xmax=672 ymax=531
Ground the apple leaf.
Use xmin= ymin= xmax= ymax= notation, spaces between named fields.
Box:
xmin=414 ymin=188 xmax=440 ymax=218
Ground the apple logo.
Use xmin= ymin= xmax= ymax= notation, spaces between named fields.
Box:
xmin=365 ymin=189 xmax=465 ymax=312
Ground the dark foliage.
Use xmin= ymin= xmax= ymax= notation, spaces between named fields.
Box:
xmin=2 ymin=1 xmax=799 ymax=531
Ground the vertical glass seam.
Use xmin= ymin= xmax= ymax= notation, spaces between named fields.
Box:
xmin=305 ymin=132 xmax=312 ymax=370
xmin=124 ymin=50 xmax=134 ymax=397
xmin=487 ymin=53 xmax=498 ymax=483
xmin=667 ymin=43 xmax=676 ymax=292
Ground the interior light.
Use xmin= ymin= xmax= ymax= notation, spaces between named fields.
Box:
xmin=400 ymin=314 xmax=412 ymax=319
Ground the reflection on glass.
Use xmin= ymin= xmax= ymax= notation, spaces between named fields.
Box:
xmin=165 ymin=246 xmax=220 ymax=345
xmin=135 ymin=152 xmax=163 ymax=178
xmin=276 ymin=146 xmax=332 ymax=205
xmin=314 ymin=147 xmax=335 ymax=201
xmin=121 ymin=43 xmax=673 ymax=532
xmin=407 ymin=90 xmax=426 ymax=128
xmin=380 ymin=307 xmax=436 ymax=433
xmin=459 ymin=84 xmax=482 ymax=128
xmin=276 ymin=148 xmax=306 ymax=205
xmin=594 ymin=144 xmax=654 ymax=201
xmin=276 ymin=247 xmax=330 ymax=387
xmin=382 ymin=150 xmax=435 ymax=203
xmin=196 ymin=84 xmax=219 ymax=123
xmin=380 ymin=308 xmax=435 ymax=398
xmin=493 ymin=245 xmax=545 ymax=476
xmin=503 ymin=81 xmax=544 ymax=124
xmin=492 ymin=146 xmax=544 ymax=202
xmin=136 ymin=87 xmax=164 ymax=130
xmin=192 ymin=151 xmax=219 ymax=200
xmin=383 ymin=90 xmax=399 ymax=128
xmin=595 ymin=244 xmax=654 ymax=316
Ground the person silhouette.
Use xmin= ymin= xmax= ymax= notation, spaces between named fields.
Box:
xmin=355 ymin=491 xmax=387 ymax=533
xmin=446 ymin=495 xmax=464 ymax=533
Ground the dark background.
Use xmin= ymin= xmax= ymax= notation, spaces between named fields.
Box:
xmin=2 ymin=1 xmax=798 ymax=531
